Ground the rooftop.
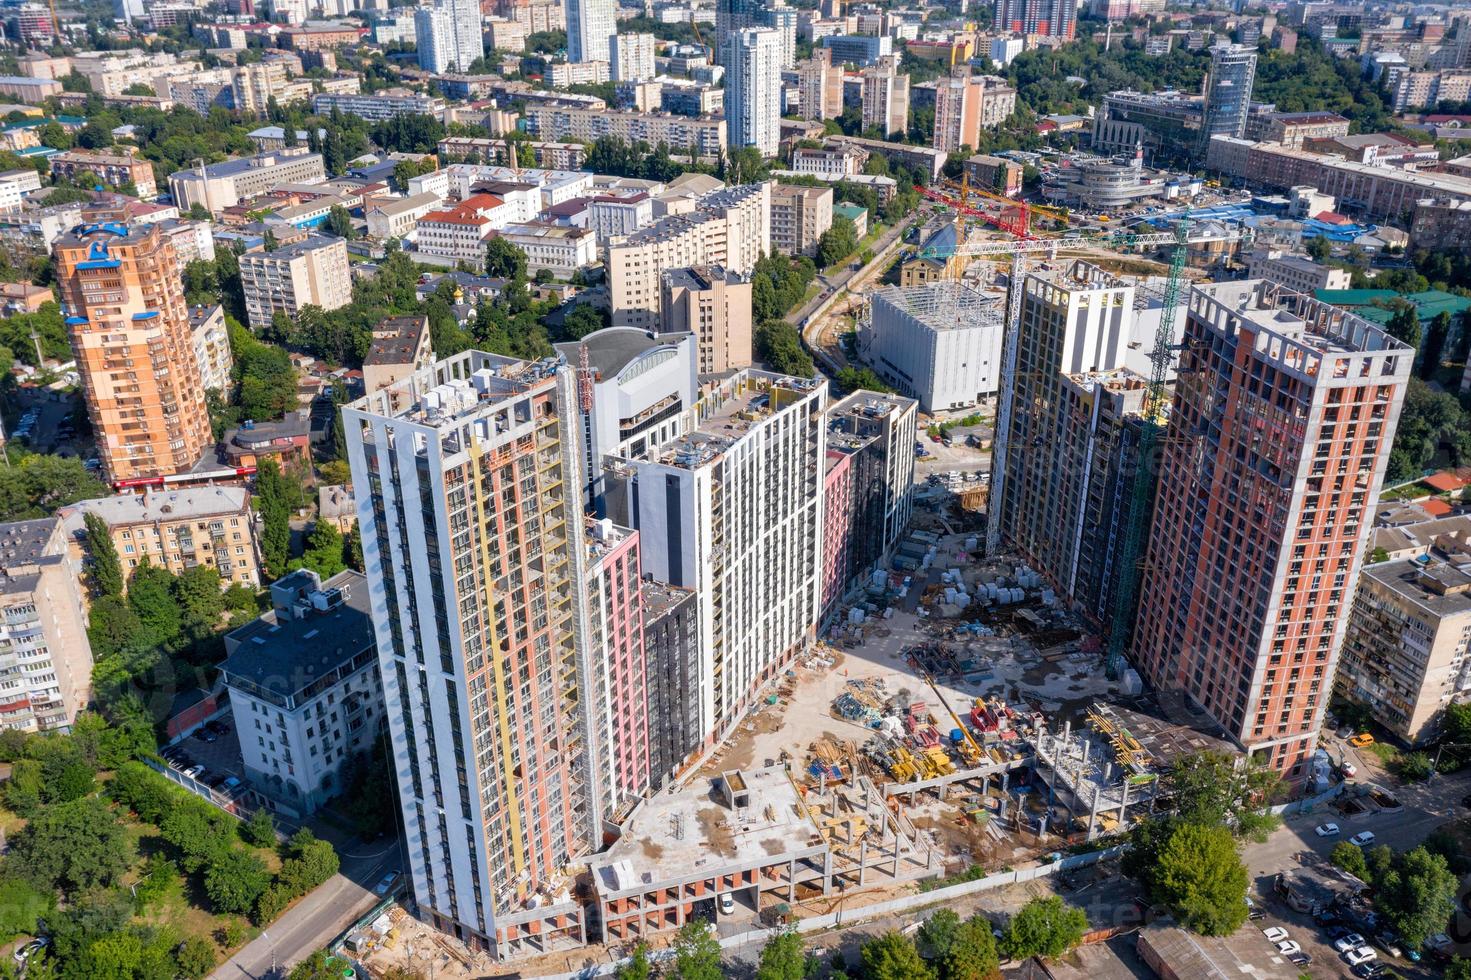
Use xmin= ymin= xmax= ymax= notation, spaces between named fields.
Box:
xmin=66 ymin=486 xmax=250 ymax=526
xmin=554 ymin=327 xmax=686 ymax=380
xmin=224 ymin=411 xmax=311 ymax=452
xmin=241 ymin=234 xmax=343 ymax=261
xmin=168 ymin=148 xmax=322 ymax=182
xmin=649 ymin=371 xmax=821 ymax=468
xmin=365 ymin=315 xmax=428 ymax=367
xmin=871 ymin=280 xmax=1005 ymax=333
xmin=590 ymin=766 xmax=824 ymax=893
xmin=641 ymin=579 xmax=695 ymax=620
xmin=0 ymin=518 xmax=58 ymax=570
xmin=1364 ymin=553 xmax=1471 ymax=619
xmin=222 ymin=569 xmax=374 ymax=701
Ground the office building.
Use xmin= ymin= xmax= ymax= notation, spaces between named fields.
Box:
xmin=362 ymin=315 xmax=434 ymax=401
xmin=861 ymin=55 xmax=910 ymax=140
xmin=344 ymin=352 xmax=599 ymax=956
xmin=769 ymin=183 xmax=833 ymax=257
xmin=726 ymin=29 xmax=782 ymax=157
xmin=1199 ymin=44 xmax=1258 ymax=155
xmin=66 ymin=488 xmax=261 ymax=587
xmin=168 ymin=149 xmax=326 ymax=215
xmin=567 ymin=0 xmax=614 ymax=63
xmin=820 ymin=392 xmax=916 ymax=621
xmin=221 ymin=569 xmax=384 ymax=815
xmin=610 ymin=32 xmax=655 ymax=82
xmin=1338 ymin=547 xmax=1471 ymax=746
xmin=47 ymin=149 xmax=158 ymax=198
xmin=0 ymin=518 xmax=93 ymax=733
xmin=864 ymin=281 xmax=1005 ymax=414
xmin=1133 ymin=281 xmax=1410 ymax=779
xmin=587 ymin=193 xmax=653 ymax=240
xmin=54 ymin=223 xmax=212 ymax=484
xmin=239 ymin=236 xmax=352 ymax=333
xmin=604 ymin=369 xmax=826 ymax=747
xmin=660 ymin=266 xmax=754 ymax=374
xmin=526 ymin=106 xmax=726 ymax=158
xmin=994 ymin=0 xmax=1074 ymax=38
xmin=495 ymin=223 xmax=598 ymax=277
xmin=416 ymin=0 xmax=485 ymax=74
xmin=607 ymin=182 xmax=770 ymax=329
xmin=641 ymin=581 xmax=699 ymax=786
xmin=189 ymin=304 xmax=234 ymax=395
xmin=554 ymin=328 xmax=699 ymax=507
xmin=796 ymin=49 xmax=844 ymax=121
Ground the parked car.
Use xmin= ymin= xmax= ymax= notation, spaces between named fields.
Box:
xmin=1262 ymin=927 xmax=1289 ymax=943
xmin=182 ymin=765 xmax=205 ymax=779
xmin=193 ymin=728 xmax=218 ymax=743
xmin=374 ymin=871 xmax=400 ymax=897
xmin=1287 ymin=952 xmax=1310 ymax=966
xmin=1351 ymin=964 xmax=1384 ymax=978
xmin=1348 ymin=733 xmax=1376 ymax=747
xmin=1350 ymin=832 xmax=1377 ymax=847
xmin=13 ymin=938 xmax=47 ymax=967
xmin=204 ymin=719 xmax=231 ymax=735
xmin=1345 ymin=947 xmax=1377 ymax=967
xmin=1315 ymin=822 xmax=1341 ymax=837
xmin=1335 ymin=933 xmax=1366 ymax=953
xmin=1276 ymin=940 xmax=1302 ymax=956
xmin=1341 ymin=763 xmax=1358 ymax=778
xmin=220 ymin=776 xmax=243 ymax=792
xmin=719 ymin=893 xmax=736 ymax=915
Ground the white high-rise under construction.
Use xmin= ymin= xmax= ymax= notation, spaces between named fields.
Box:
xmin=724 ymin=28 xmax=783 ymax=157
xmin=415 ymin=0 xmax=483 ymax=73
xmin=566 ymin=0 xmax=615 ymax=64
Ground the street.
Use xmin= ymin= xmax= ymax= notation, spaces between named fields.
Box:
xmin=209 ymin=836 xmax=400 ymax=980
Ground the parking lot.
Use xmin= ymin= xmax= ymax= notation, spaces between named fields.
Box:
xmin=159 ymin=709 xmax=248 ymax=798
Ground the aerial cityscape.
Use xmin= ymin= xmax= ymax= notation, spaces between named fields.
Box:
xmin=0 ymin=0 xmax=1467 ymax=977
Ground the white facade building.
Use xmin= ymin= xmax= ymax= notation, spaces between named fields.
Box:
xmin=587 ymin=193 xmax=654 ymax=240
xmin=725 ymin=29 xmax=782 ymax=156
xmin=611 ymin=32 xmax=656 ymax=82
xmin=496 ymin=223 xmax=598 ymax=276
xmin=866 ymin=282 xmax=1006 ymax=413
xmin=189 ymin=303 xmax=234 ymax=395
xmin=567 ymin=0 xmax=615 ymax=64
xmin=415 ymin=0 xmax=484 ymax=74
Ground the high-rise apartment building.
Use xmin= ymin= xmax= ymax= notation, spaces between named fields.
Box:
xmin=769 ymin=183 xmax=833 ymax=257
xmin=995 ymin=263 xmax=1137 ymax=599
xmin=415 ymin=0 xmax=484 ymax=74
xmin=1133 ymin=281 xmax=1410 ymax=779
xmin=932 ymin=69 xmax=1014 ymax=152
xmin=1199 ymin=43 xmax=1258 ymax=155
xmin=54 ymin=223 xmax=212 ymax=483
xmin=661 ymin=265 xmax=754 ymax=374
xmin=566 ymin=0 xmax=615 ymax=64
xmin=1338 ymin=547 xmax=1471 ymax=745
xmin=0 ymin=518 xmax=94 ymax=733
xmin=715 ymin=0 xmax=760 ymax=63
xmin=610 ymin=32 xmax=655 ymax=81
xmin=861 ymin=55 xmax=910 ymax=139
xmin=641 ymin=581 xmax=699 ymax=787
xmin=725 ymin=29 xmax=782 ymax=156
xmin=604 ymin=370 xmax=826 ymax=746
xmin=762 ymin=3 xmax=798 ymax=69
xmin=344 ymin=353 xmax=599 ymax=957
xmin=994 ymin=0 xmax=1075 ymax=38
xmin=239 ymin=236 xmax=353 ymax=333
xmin=796 ymin=49 xmax=844 ymax=121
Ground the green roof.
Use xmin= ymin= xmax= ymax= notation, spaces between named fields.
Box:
xmin=1316 ymin=288 xmax=1470 ymax=325
xmin=1314 ymin=289 xmax=1396 ymax=306
xmin=833 ymin=202 xmax=867 ymax=218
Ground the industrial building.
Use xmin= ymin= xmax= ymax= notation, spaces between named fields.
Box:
xmin=862 ymin=281 xmax=1005 ymax=413
xmin=1133 ymin=282 xmax=1411 ymax=779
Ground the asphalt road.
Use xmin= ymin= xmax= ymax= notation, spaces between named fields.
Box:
xmin=209 ymin=836 xmax=401 ymax=980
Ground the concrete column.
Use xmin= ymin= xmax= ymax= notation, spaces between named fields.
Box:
xmin=788 ymin=860 xmax=796 ymax=902
xmin=858 ymin=840 xmax=868 ymax=886
xmin=822 ymin=849 xmax=833 ymax=894
xmin=1119 ymin=774 xmax=1131 ymax=827
xmin=1087 ymin=784 xmax=1101 ymax=841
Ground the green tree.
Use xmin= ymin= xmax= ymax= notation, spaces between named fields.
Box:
xmin=1374 ymin=845 xmax=1458 ymax=949
xmin=127 ymin=560 xmax=182 ymax=651
xmin=1386 ymin=301 xmax=1423 ymax=350
xmin=1420 ymin=310 xmax=1452 ymax=381
xmin=1331 ymin=840 xmax=1370 ymax=880
xmin=12 ymin=797 xmax=134 ymax=893
xmin=241 ymin=808 xmax=276 ymax=848
xmin=290 ymin=520 xmax=346 ymax=579
xmin=1305 ymin=235 xmax=1331 ymax=262
xmin=667 ymin=920 xmax=722 ymax=980
xmin=255 ymin=461 xmax=292 ymax=579
xmin=1448 ymin=957 xmax=1471 ymax=980
xmin=861 ymin=932 xmax=933 ymax=980
xmin=0 ymin=877 xmax=52 ymax=942
xmin=288 ymin=950 xmax=355 ymax=980
xmin=1164 ymin=749 xmax=1281 ymax=840
xmin=204 ymin=849 xmax=271 ymax=915
xmin=754 ymin=321 xmax=814 ymax=377
xmin=1152 ymin=823 xmax=1248 ymax=936
xmin=84 ymin=512 xmax=124 ymax=597
xmin=755 ymin=929 xmax=806 ymax=980
xmin=614 ymin=942 xmax=652 ymax=980
xmin=485 ymin=237 xmax=529 ymax=281
xmin=817 ymin=216 xmax=860 ymax=268
xmin=916 ymin=908 xmax=961 ymax=960
xmin=836 ymin=366 xmax=893 ymax=394
xmin=175 ymin=935 xmax=216 ymax=978
xmin=324 ymin=204 xmax=356 ymax=240
xmin=998 ymin=896 xmax=1087 ymax=960
xmin=561 ymin=303 xmax=606 ymax=341
xmin=940 ymin=915 xmax=1000 ymax=980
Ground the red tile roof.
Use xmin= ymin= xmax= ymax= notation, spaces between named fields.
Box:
xmin=1422 ymin=471 xmax=1468 ymax=492
xmin=1420 ymin=497 xmax=1454 ymax=517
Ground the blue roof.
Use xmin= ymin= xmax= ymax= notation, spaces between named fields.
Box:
xmin=132 ymin=311 xmax=159 ymax=320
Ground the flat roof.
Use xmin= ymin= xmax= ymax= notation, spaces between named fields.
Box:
xmin=68 ymin=486 xmax=249 ymax=525
xmin=591 ymin=766 xmax=824 ymax=893
xmin=1364 ymin=555 xmax=1471 ymax=619
xmin=0 ymin=518 xmax=57 ymax=568
xmin=365 ymin=315 xmax=428 ymax=367
xmin=222 ymin=570 xmax=374 ymax=699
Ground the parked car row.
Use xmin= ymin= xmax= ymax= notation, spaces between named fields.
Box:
xmin=1259 ymin=925 xmax=1310 ymax=966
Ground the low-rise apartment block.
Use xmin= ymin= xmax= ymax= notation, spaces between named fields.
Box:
xmin=0 ymin=518 xmax=93 ymax=733
xmin=1246 ymin=247 xmax=1351 ymax=293
xmin=1338 ymin=546 xmax=1471 ymax=745
xmin=1411 ymin=198 xmax=1471 ymax=251
xmin=239 ymin=235 xmax=352 ymax=333
xmin=495 ymin=223 xmax=597 ymax=276
xmin=48 ymin=148 xmax=158 ymax=197
xmin=437 ymin=137 xmax=588 ymax=170
xmin=169 ymin=148 xmax=326 ymax=214
xmin=222 ymin=569 xmax=384 ymax=815
xmin=527 ymin=106 xmax=727 ymax=159
xmin=311 ymin=89 xmax=446 ymax=121
xmin=365 ymin=191 xmax=443 ymax=241
xmin=66 ymin=487 xmax=261 ymax=587
xmin=770 ymin=183 xmax=833 ymax=257
xmin=791 ymin=144 xmax=866 ymax=180
xmin=548 ymin=60 xmax=610 ymax=88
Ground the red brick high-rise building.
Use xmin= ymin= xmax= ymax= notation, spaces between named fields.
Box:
xmin=1133 ymin=281 xmax=1410 ymax=779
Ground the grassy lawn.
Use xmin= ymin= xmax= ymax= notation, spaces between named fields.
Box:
xmin=1378 ymin=483 xmax=1430 ymax=501
xmin=1363 ymin=741 xmax=1401 ymax=766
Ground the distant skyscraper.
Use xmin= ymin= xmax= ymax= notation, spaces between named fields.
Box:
xmin=415 ymin=0 xmax=483 ymax=73
xmin=715 ymin=0 xmax=760 ymax=63
xmin=566 ymin=0 xmax=615 ymax=63
xmin=725 ymin=28 xmax=782 ymax=156
xmin=54 ymin=223 xmax=211 ymax=484
xmin=1199 ymin=42 xmax=1258 ymax=153
xmin=994 ymin=0 xmax=1075 ymax=38
xmin=610 ymin=31 xmax=655 ymax=81
xmin=1133 ymin=281 xmax=1409 ymax=780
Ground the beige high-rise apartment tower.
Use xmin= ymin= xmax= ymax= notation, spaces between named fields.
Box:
xmin=796 ymin=48 xmax=844 ymax=121
xmin=54 ymin=223 xmax=211 ymax=483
